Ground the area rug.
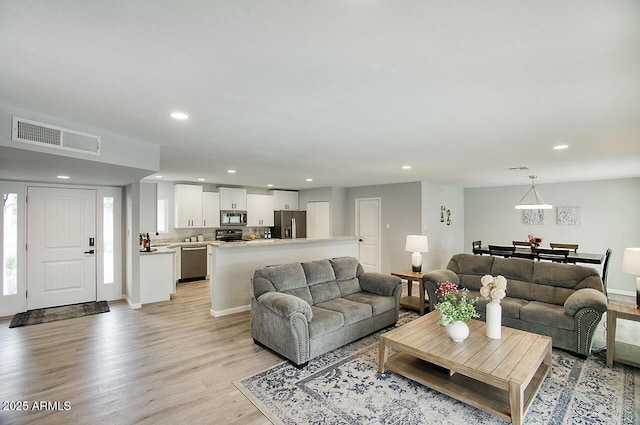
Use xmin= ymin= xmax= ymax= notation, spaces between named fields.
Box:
xmin=235 ymin=314 xmax=639 ymax=425
xmin=9 ymin=301 xmax=110 ymax=328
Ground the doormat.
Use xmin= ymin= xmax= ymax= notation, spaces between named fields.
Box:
xmin=9 ymin=301 xmax=110 ymax=328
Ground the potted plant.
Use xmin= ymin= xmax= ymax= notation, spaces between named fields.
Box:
xmin=434 ymin=281 xmax=479 ymax=341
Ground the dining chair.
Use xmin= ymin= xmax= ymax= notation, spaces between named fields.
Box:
xmin=535 ymin=248 xmax=569 ymax=263
xmin=472 ymin=240 xmax=482 ymax=255
xmin=488 ymin=244 xmax=516 ymax=258
xmin=550 ymin=243 xmax=579 ymax=252
xmin=601 ymin=248 xmax=612 ymax=296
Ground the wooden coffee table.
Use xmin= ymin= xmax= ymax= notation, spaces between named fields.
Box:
xmin=379 ymin=312 xmax=552 ymax=425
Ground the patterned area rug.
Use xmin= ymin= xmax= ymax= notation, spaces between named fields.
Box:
xmin=235 ymin=313 xmax=639 ymax=425
xmin=9 ymin=301 xmax=110 ymax=328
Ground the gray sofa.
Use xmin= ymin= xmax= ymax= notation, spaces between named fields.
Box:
xmin=251 ymin=257 xmax=402 ymax=367
xmin=423 ymin=253 xmax=608 ymax=356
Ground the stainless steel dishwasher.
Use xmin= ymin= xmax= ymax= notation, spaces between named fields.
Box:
xmin=180 ymin=246 xmax=207 ymax=281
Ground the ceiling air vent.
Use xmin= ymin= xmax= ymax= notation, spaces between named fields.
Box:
xmin=12 ymin=116 xmax=101 ymax=155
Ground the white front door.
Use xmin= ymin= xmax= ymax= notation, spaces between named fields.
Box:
xmin=27 ymin=187 xmax=97 ymax=309
xmin=356 ymin=198 xmax=381 ymax=273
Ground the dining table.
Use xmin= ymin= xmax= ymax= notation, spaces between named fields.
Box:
xmin=474 ymin=246 xmax=604 ymax=265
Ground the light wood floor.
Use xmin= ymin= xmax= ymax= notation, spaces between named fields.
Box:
xmin=0 ymin=280 xmax=281 ymax=425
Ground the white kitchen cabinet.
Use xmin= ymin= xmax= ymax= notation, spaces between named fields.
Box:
xmin=140 ymin=252 xmax=175 ymax=304
xmin=272 ymin=190 xmax=298 ymax=210
xmin=219 ymin=187 xmax=246 ymax=210
xmin=247 ymin=194 xmax=274 ymax=227
xmin=174 ymin=184 xmax=203 ymax=228
xmin=307 ymin=201 xmax=331 ymax=239
xmin=202 ymin=192 xmax=220 ymax=228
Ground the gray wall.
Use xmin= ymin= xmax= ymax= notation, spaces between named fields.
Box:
xmin=421 ymin=182 xmax=465 ymax=270
xmin=345 ymin=182 xmax=422 ymax=274
xmin=464 ymin=178 xmax=640 ymax=295
xmin=298 ymin=186 xmax=348 ymax=236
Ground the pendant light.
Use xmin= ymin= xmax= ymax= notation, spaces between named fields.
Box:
xmin=515 ymin=175 xmax=552 ymax=209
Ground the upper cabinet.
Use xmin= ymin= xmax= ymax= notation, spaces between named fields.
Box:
xmin=272 ymin=190 xmax=299 ymax=210
xmin=174 ymin=184 xmax=203 ymax=228
xmin=247 ymin=194 xmax=274 ymax=227
xmin=202 ymin=192 xmax=220 ymax=228
xmin=219 ymin=187 xmax=247 ymax=210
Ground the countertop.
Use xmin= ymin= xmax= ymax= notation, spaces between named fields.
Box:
xmin=140 ymin=236 xmax=357 ymax=254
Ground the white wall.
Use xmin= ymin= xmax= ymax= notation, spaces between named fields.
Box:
xmin=421 ymin=182 xmax=465 ymax=271
xmin=464 ymin=178 xmax=640 ymax=295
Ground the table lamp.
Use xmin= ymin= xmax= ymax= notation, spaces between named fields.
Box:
xmin=405 ymin=235 xmax=429 ymax=273
xmin=622 ymin=247 xmax=640 ymax=308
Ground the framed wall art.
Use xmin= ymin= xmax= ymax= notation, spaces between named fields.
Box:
xmin=523 ymin=209 xmax=544 ymax=225
xmin=557 ymin=206 xmax=582 ymax=225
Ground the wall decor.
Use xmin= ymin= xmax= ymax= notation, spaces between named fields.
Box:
xmin=446 ymin=209 xmax=452 ymax=225
xmin=440 ymin=206 xmax=445 ymax=222
xmin=557 ymin=206 xmax=582 ymax=225
xmin=523 ymin=209 xmax=544 ymax=225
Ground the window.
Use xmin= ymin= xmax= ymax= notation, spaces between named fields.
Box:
xmin=103 ymin=196 xmax=114 ymax=285
xmin=3 ymin=193 xmax=18 ymax=295
xmin=157 ymin=199 xmax=168 ymax=233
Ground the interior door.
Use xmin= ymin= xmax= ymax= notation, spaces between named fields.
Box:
xmin=356 ymin=198 xmax=381 ymax=272
xmin=27 ymin=187 xmax=97 ymax=309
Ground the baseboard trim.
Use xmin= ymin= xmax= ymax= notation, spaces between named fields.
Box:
xmin=607 ymin=288 xmax=635 ymax=298
xmin=125 ymin=296 xmax=141 ymax=310
xmin=210 ymin=305 xmax=250 ymax=318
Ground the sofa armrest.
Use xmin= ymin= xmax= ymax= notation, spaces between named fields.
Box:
xmin=359 ymin=273 xmax=401 ymax=297
xmin=256 ymin=292 xmax=313 ymax=322
xmin=564 ymin=288 xmax=608 ymax=316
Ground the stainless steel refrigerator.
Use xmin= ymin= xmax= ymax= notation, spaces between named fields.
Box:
xmin=273 ymin=210 xmax=306 ymax=239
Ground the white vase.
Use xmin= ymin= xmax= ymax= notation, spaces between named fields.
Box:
xmin=446 ymin=320 xmax=469 ymax=342
xmin=486 ymin=301 xmax=502 ymax=339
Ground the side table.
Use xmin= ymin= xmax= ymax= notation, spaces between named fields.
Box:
xmin=391 ymin=270 xmax=429 ymax=315
xmin=606 ymin=299 xmax=640 ymax=367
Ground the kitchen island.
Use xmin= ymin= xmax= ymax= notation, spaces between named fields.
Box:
xmin=208 ymin=237 xmax=359 ymax=317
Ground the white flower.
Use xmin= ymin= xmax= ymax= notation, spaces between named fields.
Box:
xmin=490 ymin=288 xmax=506 ymax=303
xmin=495 ymin=275 xmax=507 ymax=290
xmin=481 ymin=275 xmax=494 ymax=286
xmin=480 ymin=285 xmax=491 ymax=298
xmin=480 ymin=274 xmax=508 ymax=303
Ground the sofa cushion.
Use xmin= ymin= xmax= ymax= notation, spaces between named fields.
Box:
xmin=343 ymin=292 xmax=397 ymax=316
xmin=309 ymin=281 xmax=341 ymax=304
xmin=470 ymin=291 xmax=528 ymax=320
xmin=330 ymin=257 xmax=361 ymax=280
xmin=302 ymin=259 xmax=336 ymax=284
xmin=315 ymin=298 xmax=372 ymax=325
xmin=337 ymin=278 xmax=361 ymax=297
xmin=253 ymin=263 xmax=313 ymax=304
xmin=520 ymin=301 xmax=574 ymax=331
xmin=309 ymin=306 xmax=345 ymax=338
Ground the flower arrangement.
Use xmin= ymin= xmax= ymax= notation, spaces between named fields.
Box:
xmin=480 ymin=275 xmax=507 ymax=303
xmin=434 ymin=281 xmax=479 ymax=326
xmin=528 ymin=234 xmax=543 ymax=248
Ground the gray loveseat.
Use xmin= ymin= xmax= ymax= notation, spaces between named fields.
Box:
xmin=251 ymin=256 xmax=402 ymax=367
xmin=423 ymin=253 xmax=608 ymax=356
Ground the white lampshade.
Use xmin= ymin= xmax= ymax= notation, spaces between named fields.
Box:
xmin=405 ymin=235 xmax=429 ymax=253
xmin=622 ymin=248 xmax=640 ymax=275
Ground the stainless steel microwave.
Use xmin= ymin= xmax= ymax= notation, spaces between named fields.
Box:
xmin=220 ymin=210 xmax=247 ymax=226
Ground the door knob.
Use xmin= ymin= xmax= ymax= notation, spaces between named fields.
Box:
xmin=84 ymin=249 xmax=95 ymax=254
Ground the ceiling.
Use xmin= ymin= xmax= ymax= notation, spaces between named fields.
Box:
xmin=0 ymin=1 xmax=639 ymax=189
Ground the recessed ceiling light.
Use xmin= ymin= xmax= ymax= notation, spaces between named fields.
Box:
xmin=553 ymin=144 xmax=569 ymax=150
xmin=402 ymin=165 xmax=411 ymax=170
xmin=267 ymin=184 xmax=274 ymax=187
xmin=227 ymin=169 xmax=236 ymax=174
xmin=170 ymin=112 xmax=189 ymax=120
xmin=56 ymin=175 xmax=70 ymax=179
xmin=197 ymin=178 xmax=205 ymax=181
xmin=306 ymin=178 xmax=313 ymax=182
xmin=155 ymin=175 xmax=163 ymax=178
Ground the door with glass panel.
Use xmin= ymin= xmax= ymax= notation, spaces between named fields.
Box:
xmin=27 ymin=187 xmax=97 ymax=309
